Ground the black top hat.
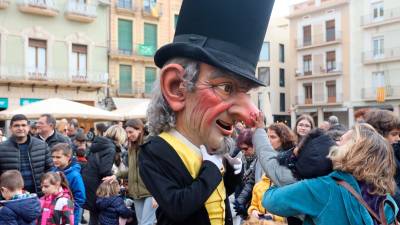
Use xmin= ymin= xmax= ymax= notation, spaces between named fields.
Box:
xmin=154 ymin=0 xmax=275 ymax=86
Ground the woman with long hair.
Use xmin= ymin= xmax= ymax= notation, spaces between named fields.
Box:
xmin=263 ymin=123 xmax=398 ymax=225
xmin=294 ymin=114 xmax=314 ymax=143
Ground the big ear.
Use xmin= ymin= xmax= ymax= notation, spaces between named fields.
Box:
xmin=160 ymin=64 xmax=186 ymax=112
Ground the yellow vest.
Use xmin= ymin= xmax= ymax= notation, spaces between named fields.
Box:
xmin=160 ymin=132 xmax=226 ymax=225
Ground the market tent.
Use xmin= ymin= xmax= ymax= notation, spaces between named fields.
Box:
xmin=112 ymin=98 xmax=150 ymax=120
xmin=0 ymin=98 xmax=123 ymax=121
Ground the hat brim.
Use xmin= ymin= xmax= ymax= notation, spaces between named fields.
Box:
xmin=154 ymin=43 xmax=266 ymax=87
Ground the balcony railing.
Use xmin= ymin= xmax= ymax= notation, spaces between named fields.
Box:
xmin=65 ymin=0 xmax=97 ymax=23
xmin=361 ymin=86 xmax=400 ymax=100
xmin=117 ymin=81 xmax=145 ymax=96
xmin=0 ymin=0 xmax=10 ymax=9
xmin=142 ymin=2 xmax=162 ymax=18
xmin=0 ymin=65 xmax=107 ymax=86
xmin=17 ymin=0 xmax=58 ymax=16
xmin=296 ymin=31 xmax=341 ymax=49
xmin=109 ymin=42 xmax=157 ymax=58
xmin=295 ymin=93 xmax=343 ymax=105
xmin=362 ymin=47 xmax=400 ymax=64
xmin=295 ymin=62 xmax=343 ymax=77
xmin=116 ymin=0 xmax=137 ymax=12
xmin=361 ymin=7 xmax=400 ymax=27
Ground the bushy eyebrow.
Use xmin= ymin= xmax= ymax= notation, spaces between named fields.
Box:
xmin=208 ymin=68 xmax=256 ymax=91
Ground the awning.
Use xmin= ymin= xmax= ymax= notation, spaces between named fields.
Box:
xmin=0 ymin=98 xmax=123 ymax=121
xmin=112 ymin=98 xmax=150 ymax=120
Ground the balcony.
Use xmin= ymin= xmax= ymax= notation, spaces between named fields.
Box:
xmin=295 ymin=93 xmax=343 ymax=106
xmin=0 ymin=0 xmax=10 ymax=9
xmin=362 ymin=48 xmax=400 ymax=65
xmin=296 ymin=31 xmax=341 ymax=50
xmin=17 ymin=0 xmax=58 ymax=17
xmin=141 ymin=2 xmax=162 ymax=19
xmin=361 ymin=7 xmax=400 ymax=29
xmin=65 ymin=0 xmax=97 ymax=23
xmin=109 ymin=42 xmax=156 ymax=62
xmin=361 ymin=86 xmax=400 ymax=101
xmin=295 ymin=62 xmax=342 ymax=79
xmin=0 ymin=65 xmax=107 ymax=90
xmin=115 ymin=0 xmax=137 ymax=15
xmin=289 ymin=0 xmax=349 ymax=18
xmin=116 ymin=81 xmax=145 ymax=97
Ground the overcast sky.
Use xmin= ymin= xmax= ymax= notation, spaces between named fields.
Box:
xmin=272 ymin=0 xmax=307 ymax=18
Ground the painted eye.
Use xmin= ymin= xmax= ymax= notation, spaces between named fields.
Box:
xmin=216 ymin=83 xmax=233 ymax=95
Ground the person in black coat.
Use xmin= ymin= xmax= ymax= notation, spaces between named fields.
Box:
xmin=36 ymin=114 xmax=71 ymax=148
xmin=82 ymin=125 xmax=127 ymax=225
xmin=0 ymin=114 xmax=53 ymax=196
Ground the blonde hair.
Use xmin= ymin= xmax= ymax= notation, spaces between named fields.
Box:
xmin=243 ymin=217 xmax=286 ymax=225
xmin=329 ymin=123 xmax=396 ymax=195
xmin=96 ymin=180 xmax=120 ymax=198
xmin=104 ymin=125 xmax=127 ymax=146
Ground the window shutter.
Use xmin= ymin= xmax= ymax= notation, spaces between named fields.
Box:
xmin=144 ymin=23 xmax=157 ymax=50
xmin=326 ymin=20 xmax=335 ymax=29
xmin=326 ymin=51 xmax=336 ymax=61
xmin=145 ymin=67 xmax=156 ymax=94
xmin=119 ymin=65 xmax=132 ymax=94
xmin=29 ymin=39 xmax=46 ymax=48
xmin=118 ymin=19 xmax=133 ymax=52
xmin=72 ymin=44 xmax=87 ymax=54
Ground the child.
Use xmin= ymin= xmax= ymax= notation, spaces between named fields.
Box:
xmin=38 ymin=172 xmax=75 ymax=225
xmin=96 ymin=180 xmax=133 ymax=225
xmin=0 ymin=170 xmax=41 ymax=225
xmin=248 ymin=175 xmax=285 ymax=223
xmin=51 ymin=143 xmax=86 ymax=225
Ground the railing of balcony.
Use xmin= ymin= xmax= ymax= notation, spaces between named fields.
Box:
xmin=295 ymin=62 xmax=343 ymax=77
xmin=361 ymin=7 xmax=400 ymax=26
xmin=118 ymin=81 xmax=145 ymax=95
xmin=361 ymin=86 xmax=400 ymax=99
xmin=296 ymin=31 xmax=341 ymax=48
xmin=0 ymin=65 xmax=107 ymax=84
xmin=362 ymin=47 xmax=400 ymax=63
xmin=295 ymin=93 xmax=343 ymax=105
xmin=109 ymin=42 xmax=157 ymax=57
xmin=116 ymin=0 xmax=134 ymax=10
xmin=18 ymin=0 xmax=57 ymax=10
xmin=66 ymin=0 xmax=97 ymax=17
xmin=142 ymin=2 xmax=163 ymax=17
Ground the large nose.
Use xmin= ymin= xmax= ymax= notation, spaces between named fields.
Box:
xmin=228 ymin=93 xmax=259 ymax=127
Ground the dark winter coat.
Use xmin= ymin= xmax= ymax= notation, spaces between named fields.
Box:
xmin=82 ymin=136 xmax=117 ymax=211
xmin=234 ymin=156 xmax=257 ymax=218
xmin=139 ymin=136 xmax=242 ymax=225
xmin=0 ymin=135 xmax=53 ymax=194
xmin=0 ymin=193 xmax=41 ymax=225
xmin=39 ymin=130 xmax=71 ymax=149
xmin=392 ymin=142 xmax=400 ymax=220
xmin=96 ymin=196 xmax=133 ymax=225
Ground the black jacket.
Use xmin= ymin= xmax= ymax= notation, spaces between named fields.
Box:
xmin=96 ymin=196 xmax=134 ymax=225
xmin=139 ymin=136 xmax=242 ymax=225
xmin=38 ymin=130 xmax=71 ymax=149
xmin=82 ymin=136 xmax=117 ymax=211
xmin=0 ymin=135 xmax=53 ymax=194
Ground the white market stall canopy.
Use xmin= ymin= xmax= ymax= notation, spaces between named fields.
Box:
xmin=112 ymin=98 xmax=150 ymax=120
xmin=0 ymin=98 xmax=123 ymax=121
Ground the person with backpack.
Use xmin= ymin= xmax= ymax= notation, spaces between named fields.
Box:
xmin=263 ymin=123 xmax=398 ymax=225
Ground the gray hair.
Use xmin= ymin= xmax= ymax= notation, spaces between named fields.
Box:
xmin=40 ymin=114 xmax=56 ymax=128
xmin=147 ymin=58 xmax=200 ymax=136
xmin=328 ymin=115 xmax=339 ymax=125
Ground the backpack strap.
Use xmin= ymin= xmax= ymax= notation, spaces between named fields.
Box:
xmin=379 ymin=199 xmax=399 ymax=225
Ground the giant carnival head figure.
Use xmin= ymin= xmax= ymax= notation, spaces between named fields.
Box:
xmin=147 ymin=0 xmax=275 ymax=154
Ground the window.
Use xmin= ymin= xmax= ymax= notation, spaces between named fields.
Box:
xmin=144 ymin=0 xmax=157 ymax=10
xmin=326 ymin=20 xmax=335 ymax=42
xmin=279 ymin=44 xmax=285 ymax=63
xmin=145 ymin=67 xmax=156 ymax=94
xmin=257 ymin=92 xmax=264 ymax=111
xmin=118 ymin=19 xmax=133 ymax=55
xmin=326 ymin=80 xmax=336 ymax=103
xmin=280 ymin=93 xmax=285 ymax=112
xmin=372 ymin=37 xmax=384 ymax=58
xmin=372 ymin=71 xmax=385 ymax=88
xmin=304 ymin=83 xmax=312 ymax=104
xmin=303 ymin=55 xmax=312 ymax=75
xmin=117 ymin=0 xmax=132 ymax=9
xmin=279 ymin=68 xmax=285 ymax=87
xmin=372 ymin=2 xmax=384 ymax=21
xmin=28 ymin=39 xmax=47 ymax=76
xmin=258 ymin=67 xmax=270 ymax=86
xmin=326 ymin=51 xmax=336 ymax=72
xmin=71 ymin=44 xmax=87 ymax=78
xmin=303 ymin=25 xmax=311 ymax=46
xmin=119 ymin=65 xmax=132 ymax=94
xmin=143 ymin=23 xmax=157 ymax=56
xmin=259 ymin=42 xmax=270 ymax=61
xmin=174 ymin=14 xmax=179 ymax=29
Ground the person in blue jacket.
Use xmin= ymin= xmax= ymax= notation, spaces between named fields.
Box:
xmin=0 ymin=170 xmax=41 ymax=225
xmin=51 ymin=142 xmax=86 ymax=225
xmin=263 ymin=123 xmax=398 ymax=225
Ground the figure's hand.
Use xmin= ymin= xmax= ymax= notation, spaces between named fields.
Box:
xmin=253 ymin=111 xmax=266 ymax=129
xmin=152 ymin=197 xmax=158 ymax=208
xmin=200 ymin=145 xmax=223 ymax=171
xmin=251 ymin=210 xmax=261 ymax=219
xmin=224 ymin=151 xmax=243 ymax=175
xmin=102 ymin=175 xmax=117 ymax=182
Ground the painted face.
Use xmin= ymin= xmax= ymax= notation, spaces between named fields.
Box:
xmin=178 ymin=63 xmax=259 ymax=154
xmin=126 ymin=126 xmax=142 ymax=143
xmin=386 ymin=129 xmax=400 ymax=144
xmin=296 ymin=119 xmax=312 ymax=137
xmin=51 ymin=151 xmax=71 ymax=169
xmin=267 ymin=129 xmax=282 ymax=150
xmin=41 ymin=179 xmax=60 ymax=196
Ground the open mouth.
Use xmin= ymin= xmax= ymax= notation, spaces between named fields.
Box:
xmin=216 ymin=119 xmax=233 ymax=135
